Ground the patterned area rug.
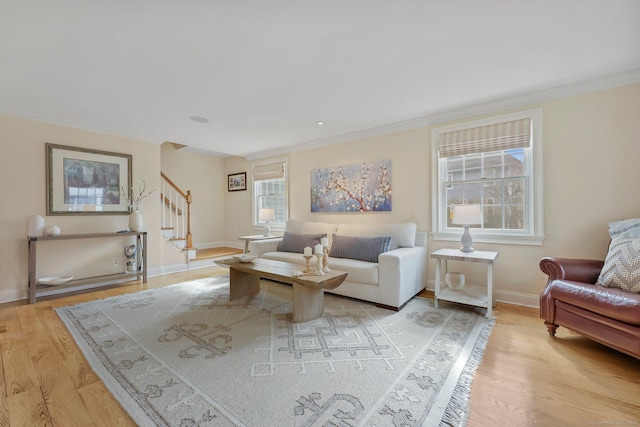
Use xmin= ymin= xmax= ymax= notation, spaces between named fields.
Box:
xmin=56 ymin=276 xmax=494 ymax=426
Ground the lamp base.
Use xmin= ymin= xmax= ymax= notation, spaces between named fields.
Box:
xmin=263 ymin=223 xmax=272 ymax=237
xmin=460 ymin=225 xmax=475 ymax=252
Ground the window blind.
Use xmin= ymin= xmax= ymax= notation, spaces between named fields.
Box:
xmin=252 ymin=162 xmax=285 ymax=181
xmin=437 ymin=118 xmax=531 ymax=158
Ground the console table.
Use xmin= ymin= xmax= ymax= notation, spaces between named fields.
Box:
xmin=238 ymin=234 xmax=281 ymax=253
xmin=431 ymin=248 xmax=498 ymax=318
xmin=28 ymin=231 xmax=147 ymax=303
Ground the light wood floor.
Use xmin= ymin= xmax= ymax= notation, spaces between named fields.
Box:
xmin=191 ymin=246 xmax=242 ymax=260
xmin=1 ymin=266 xmax=638 ymax=426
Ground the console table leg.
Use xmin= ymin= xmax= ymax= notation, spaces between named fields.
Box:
xmin=28 ymin=239 xmax=37 ymax=304
xmin=434 ymin=259 xmax=441 ymax=309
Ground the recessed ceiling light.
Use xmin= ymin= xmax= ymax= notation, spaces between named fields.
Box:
xmin=190 ymin=116 xmax=209 ymax=123
xmin=316 ymin=121 xmax=324 ymax=126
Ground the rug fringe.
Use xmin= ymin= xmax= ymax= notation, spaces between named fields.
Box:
xmin=439 ymin=318 xmax=495 ymax=427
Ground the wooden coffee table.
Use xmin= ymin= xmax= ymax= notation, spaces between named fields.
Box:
xmin=216 ymin=258 xmax=347 ymax=322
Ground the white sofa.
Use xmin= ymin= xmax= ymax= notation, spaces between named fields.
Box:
xmin=249 ymin=219 xmax=427 ymax=310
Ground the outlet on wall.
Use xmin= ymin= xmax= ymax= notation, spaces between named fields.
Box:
xmin=113 ymin=258 xmax=119 ymax=266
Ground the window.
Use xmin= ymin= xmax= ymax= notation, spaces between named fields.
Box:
xmin=431 ymin=109 xmax=544 ymax=245
xmin=252 ymin=158 xmax=288 ymax=231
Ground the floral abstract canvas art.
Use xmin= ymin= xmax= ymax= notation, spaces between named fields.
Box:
xmin=311 ymin=159 xmax=392 ymax=212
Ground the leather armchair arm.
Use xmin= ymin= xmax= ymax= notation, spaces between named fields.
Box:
xmin=539 ymin=257 xmax=604 ymax=284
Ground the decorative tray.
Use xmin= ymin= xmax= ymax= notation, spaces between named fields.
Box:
xmin=233 ymin=254 xmax=258 ymax=263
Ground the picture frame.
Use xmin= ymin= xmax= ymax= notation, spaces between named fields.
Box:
xmin=310 ymin=159 xmax=392 ymax=212
xmin=228 ymin=172 xmax=247 ymax=192
xmin=46 ymin=143 xmax=132 ymax=215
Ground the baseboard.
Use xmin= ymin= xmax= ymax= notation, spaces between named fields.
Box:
xmin=494 ymin=289 xmax=540 ymax=308
xmin=0 ymin=289 xmax=27 ymax=304
xmin=425 ymin=280 xmax=540 ymax=308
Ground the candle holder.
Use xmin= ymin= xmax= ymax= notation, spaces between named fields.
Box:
xmin=303 ymin=255 xmax=314 ymax=274
xmin=322 ymin=246 xmax=331 ymax=273
xmin=314 ymin=253 xmax=325 ymax=275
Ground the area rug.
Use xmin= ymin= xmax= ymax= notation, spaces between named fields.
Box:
xmin=56 ymin=276 xmax=494 ymax=427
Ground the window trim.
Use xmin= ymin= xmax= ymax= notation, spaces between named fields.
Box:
xmin=431 ymin=108 xmax=544 ymax=246
xmin=251 ymin=157 xmax=289 ymax=232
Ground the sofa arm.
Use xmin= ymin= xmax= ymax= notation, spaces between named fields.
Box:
xmin=378 ymin=246 xmax=427 ymax=308
xmin=249 ymin=238 xmax=282 ymax=256
xmin=539 ymin=257 xmax=604 ymax=284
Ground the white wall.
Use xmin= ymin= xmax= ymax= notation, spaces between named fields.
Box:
xmin=0 ymin=114 xmax=161 ymax=303
xmin=2 ymin=83 xmax=638 ymax=305
xmin=224 ymin=156 xmax=253 ymax=247
xmin=224 ymin=83 xmax=640 ymax=307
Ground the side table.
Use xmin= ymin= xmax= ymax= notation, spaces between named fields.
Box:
xmin=431 ymin=248 xmax=498 ymax=318
xmin=238 ymin=234 xmax=281 ymax=253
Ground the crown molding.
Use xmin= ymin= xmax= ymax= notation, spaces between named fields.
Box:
xmin=0 ymin=105 xmax=161 ymax=145
xmin=246 ymin=67 xmax=640 ymax=160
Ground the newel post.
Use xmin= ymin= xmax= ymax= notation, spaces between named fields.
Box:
xmin=186 ymin=190 xmax=193 ymax=249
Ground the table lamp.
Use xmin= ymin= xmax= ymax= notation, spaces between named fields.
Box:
xmin=452 ymin=205 xmax=482 ymax=252
xmin=258 ymin=208 xmax=275 ymax=237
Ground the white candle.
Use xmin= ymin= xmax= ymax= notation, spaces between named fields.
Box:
xmin=315 ymin=244 xmax=323 ymax=255
xmin=321 ymin=237 xmax=329 ymax=247
xmin=304 ymin=246 xmax=312 ymax=256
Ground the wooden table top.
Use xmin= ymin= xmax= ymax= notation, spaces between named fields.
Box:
xmin=217 ymin=257 xmax=348 ymax=290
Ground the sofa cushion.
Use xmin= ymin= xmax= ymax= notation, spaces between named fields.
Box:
xmin=596 ymin=238 xmax=640 ymax=293
xmin=548 ymin=280 xmax=640 ymax=326
xmin=329 ymin=234 xmax=391 ymax=263
xmin=276 ymin=232 xmax=326 ymax=254
xmin=336 ymin=223 xmax=416 ymax=250
xmin=259 ymin=251 xmax=379 ymax=285
xmin=608 ymin=218 xmax=640 ymax=240
xmin=327 ymin=257 xmax=378 ymax=285
xmin=285 ymin=219 xmax=337 ymax=238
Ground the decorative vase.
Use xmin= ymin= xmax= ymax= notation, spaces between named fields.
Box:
xmin=129 ymin=210 xmax=143 ymax=232
xmin=28 ymin=215 xmax=45 ymax=236
xmin=445 ymin=272 xmax=465 ymax=290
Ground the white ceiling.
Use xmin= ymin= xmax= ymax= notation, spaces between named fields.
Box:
xmin=1 ymin=1 xmax=639 ymax=159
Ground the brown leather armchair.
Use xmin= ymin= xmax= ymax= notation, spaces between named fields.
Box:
xmin=539 ymin=257 xmax=640 ymax=359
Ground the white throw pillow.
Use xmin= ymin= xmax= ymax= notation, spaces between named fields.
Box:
xmin=285 ymin=219 xmax=337 ymax=236
xmin=597 ymin=238 xmax=640 ymax=293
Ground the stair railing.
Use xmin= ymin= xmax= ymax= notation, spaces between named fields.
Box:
xmin=160 ymin=172 xmax=193 ymax=249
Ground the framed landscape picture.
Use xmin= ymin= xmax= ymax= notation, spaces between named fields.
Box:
xmin=228 ymin=172 xmax=247 ymax=191
xmin=46 ymin=143 xmax=132 ymax=215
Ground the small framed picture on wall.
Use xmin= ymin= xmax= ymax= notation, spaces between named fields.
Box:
xmin=228 ymin=172 xmax=247 ymax=192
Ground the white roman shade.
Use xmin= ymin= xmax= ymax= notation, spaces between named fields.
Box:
xmin=252 ymin=162 xmax=285 ymax=181
xmin=437 ymin=118 xmax=531 ymax=158
xmin=252 ymin=159 xmax=287 ymax=227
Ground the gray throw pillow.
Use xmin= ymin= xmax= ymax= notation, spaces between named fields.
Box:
xmin=277 ymin=232 xmax=326 ymax=254
xmin=329 ymin=234 xmax=392 ymax=263
xmin=608 ymin=218 xmax=640 ymax=240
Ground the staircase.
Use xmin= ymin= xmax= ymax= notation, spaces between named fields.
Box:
xmin=160 ymin=172 xmax=242 ymax=269
xmin=160 ymin=172 xmax=196 ymax=261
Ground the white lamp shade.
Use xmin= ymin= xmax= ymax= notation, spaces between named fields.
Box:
xmin=258 ymin=208 xmax=275 ymax=222
xmin=452 ymin=205 xmax=482 ymax=226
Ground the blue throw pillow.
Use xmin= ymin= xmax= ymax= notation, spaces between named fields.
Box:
xmin=277 ymin=232 xmax=326 ymax=254
xmin=329 ymin=234 xmax=392 ymax=263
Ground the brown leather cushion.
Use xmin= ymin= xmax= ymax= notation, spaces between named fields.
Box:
xmin=548 ymin=280 xmax=640 ymax=326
